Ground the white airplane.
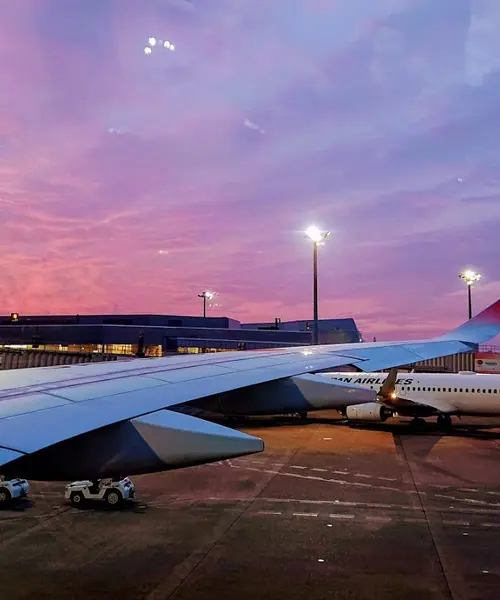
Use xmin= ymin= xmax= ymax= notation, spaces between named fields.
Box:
xmin=0 ymin=298 xmax=499 ymax=482
xmin=322 ymin=369 xmax=500 ymax=429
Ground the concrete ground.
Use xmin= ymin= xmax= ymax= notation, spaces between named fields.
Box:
xmin=1 ymin=413 xmax=500 ymax=600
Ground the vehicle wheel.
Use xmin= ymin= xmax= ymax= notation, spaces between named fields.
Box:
xmin=0 ymin=487 xmax=12 ymax=507
xmin=105 ymin=490 xmax=122 ymax=506
xmin=70 ymin=491 xmax=84 ymax=506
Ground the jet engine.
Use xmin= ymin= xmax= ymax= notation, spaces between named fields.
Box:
xmin=345 ymin=402 xmax=392 ymax=422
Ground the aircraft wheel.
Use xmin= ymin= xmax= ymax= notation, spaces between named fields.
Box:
xmin=0 ymin=487 xmax=12 ymax=507
xmin=437 ymin=415 xmax=452 ymax=430
xmin=410 ymin=417 xmax=426 ymax=431
xmin=70 ymin=491 xmax=84 ymax=507
xmin=298 ymin=412 xmax=307 ymax=421
xmin=105 ymin=490 xmax=122 ymax=506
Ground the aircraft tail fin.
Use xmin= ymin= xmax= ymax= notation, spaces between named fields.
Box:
xmin=438 ymin=298 xmax=500 ymax=345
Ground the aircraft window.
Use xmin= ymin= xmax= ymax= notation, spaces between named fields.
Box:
xmin=471 ymin=389 xmax=475 ymax=393
xmin=437 ymin=388 xmax=441 ymax=392
xmin=465 ymin=389 xmax=468 ymax=393
xmin=489 ymin=389 xmax=492 ymax=394
xmin=483 ymin=389 xmax=486 ymax=393
xmin=417 ymin=387 xmax=420 ymax=391
xmin=412 ymin=387 xmax=415 ymax=391
xmin=448 ymin=388 xmax=452 ymax=392
xmin=459 ymin=389 xmax=463 ymax=393
xmin=432 ymin=387 xmax=436 ymax=392
xmin=454 ymin=388 xmax=457 ymax=393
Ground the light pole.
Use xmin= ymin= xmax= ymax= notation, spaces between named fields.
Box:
xmin=305 ymin=226 xmax=330 ymax=345
xmin=198 ymin=291 xmax=215 ymax=318
xmin=458 ymin=270 xmax=481 ymax=319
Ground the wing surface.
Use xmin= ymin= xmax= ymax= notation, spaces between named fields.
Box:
xmin=0 ymin=297 xmax=499 ymax=468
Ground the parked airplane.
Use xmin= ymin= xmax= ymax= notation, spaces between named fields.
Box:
xmin=323 ymin=369 xmax=500 ymax=429
xmin=0 ymin=298 xmax=499 ymax=483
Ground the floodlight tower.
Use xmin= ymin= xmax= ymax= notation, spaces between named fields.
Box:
xmin=458 ymin=270 xmax=481 ymax=319
xmin=305 ymin=226 xmax=330 ymax=345
xmin=198 ymin=291 xmax=215 ymax=318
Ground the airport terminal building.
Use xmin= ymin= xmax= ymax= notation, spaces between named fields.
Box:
xmin=0 ymin=313 xmax=362 ymax=357
xmin=1 ymin=312 xmax=494 ymax=373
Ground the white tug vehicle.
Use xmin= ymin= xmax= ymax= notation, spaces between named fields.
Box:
xmin=65 ymin=477 xmax=135 ymax=507
xmin=0 ymin=477 xmax=30 ymax=506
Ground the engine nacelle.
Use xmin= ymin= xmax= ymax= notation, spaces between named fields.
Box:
xmin=345 ymin=402 xmax=392 ymax=422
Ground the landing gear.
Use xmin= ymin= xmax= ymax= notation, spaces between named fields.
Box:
xmin=409 ymin=417 xmax=427 ymax=431
xmin=437 ymin=414 xmax=452 ymax=430
xmin=297 ymin=412 xmax=308 ymax=421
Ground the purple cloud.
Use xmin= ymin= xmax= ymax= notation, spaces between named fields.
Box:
xmin=0 ymin=0 xmax=498 ymax=343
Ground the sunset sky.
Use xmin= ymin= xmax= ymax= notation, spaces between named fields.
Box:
xmin=1 ymin=1 xmax=499 ymax=341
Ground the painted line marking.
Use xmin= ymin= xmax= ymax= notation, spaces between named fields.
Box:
xmin=404 ymin=518 xmax=427 ymax=524
xmin=329 ymin=513 xmax=355 ymax=520
xmin=290 ymin=466 xmax=307 ymax=470
xmin=459 ymin=488 xmax=478 ymax=493
xmin=312 ymin=468 xmax=327 ymax=472
xmin=461 ymin=498 xmax=496 ymax=505
xmin=365 ymin=516 xmax=392 ymax=523
xmin=480 ymin=522 xmax=500 ymax=528
xmin=487 ymin=491 xmax=500 ymax=496
xmin=258 ymin=498 xmax=360 ymax=506
xmin=333 ymin=470 xmax=349 ymax=475
xmin=293 ymin=512 xmax=318 ymax=517
xmin=443 ymin=520 xmax=470 ymax=526
xmin=378 ymin=477 xmax=397 ymax=482
xmin=255 ymin=511 xmax=282 ymax=516
xmin=354 ymin=474 xmax=371 ymax=479
xmin=202 ymin=497 xmax=500 ymax=516
xmin=435 ymin=494 xmax=456 ymax=500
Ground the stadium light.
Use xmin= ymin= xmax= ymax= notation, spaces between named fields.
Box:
xmin=304 ymin=226 xmax=330 ymax=345
xmin=198 ymin=291 xmax=216 ymax=318
xmin=458 ymin=270 xmax=481 ymax=319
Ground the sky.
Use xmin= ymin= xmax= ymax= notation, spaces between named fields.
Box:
xmin=1 ymin=0 xmax=500 ymax=342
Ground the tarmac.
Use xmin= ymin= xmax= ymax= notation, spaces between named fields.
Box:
xmin=1 ymin=412 xmax=500 ymax=600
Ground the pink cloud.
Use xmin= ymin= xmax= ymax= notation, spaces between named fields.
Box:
xmin=0 ymin=1 xmax=498 ymax=346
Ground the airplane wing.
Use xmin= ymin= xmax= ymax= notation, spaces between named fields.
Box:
xmin=1 ymin=298 xmax=499 ymax=480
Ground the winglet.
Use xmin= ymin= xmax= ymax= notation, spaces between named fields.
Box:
xmin=438 ymin=298 xmax=500 ymax=345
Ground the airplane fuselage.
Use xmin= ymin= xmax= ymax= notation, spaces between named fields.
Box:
xmin=325 ymin=371 xmax=500 ymax=417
